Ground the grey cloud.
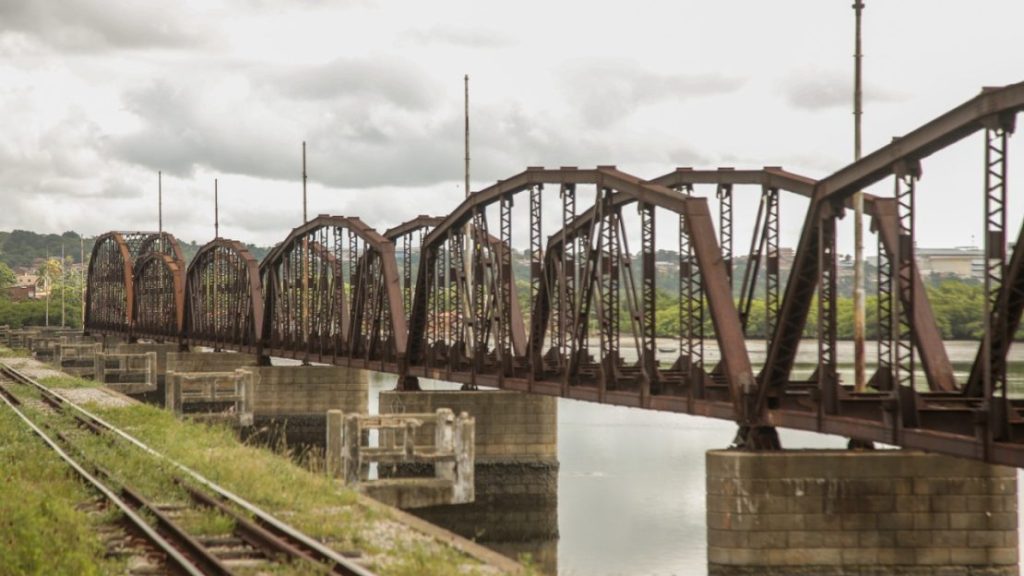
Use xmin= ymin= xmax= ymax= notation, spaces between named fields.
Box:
xmin=272 ymin=57 xmax=438 ymax=110
xmin=782 ymin=72 xmax=906 ymax=110
xmin=0 ymin=0 xmax=204 ymax=51
xmin=561 ymin=60 xmax=745 ymax=128
xmin=0 ymin=110 xmax=143 ymax=201
xmin=110 ymin=81 xmax=296 ymax=180
xmin=406 ymin=25 xmax=514 ymax=48
xmin=110 ymin=71 xmax=716 ymax=195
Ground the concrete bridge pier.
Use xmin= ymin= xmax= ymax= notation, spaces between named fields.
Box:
xmin=245 ymin=366 xmax=369 ymax=447
xmin=107 ymin=344 xmax=259 ymax=402
xmin=707 ymin=449 xmax=1018 ymax=576
xmin=379 ymin=389 xmax=559 ymax=574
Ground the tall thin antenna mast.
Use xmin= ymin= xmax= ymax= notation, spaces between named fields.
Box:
xmin=80 ymin=236 xmax=85 ymax=327
xmin=464 ymin=75 xmax=470 ymax=198
xmin=61 ymin=243 xmax=65 ymax=327
xmin=301 ymin=142 xmax=310 ymax=363
xmin=215 ymin=178 xmax=219 ymax=238
xmin=302 ymin=141 xmax=308 ymax=222
xmin=158 ymin=171 xmax=164 ymax=252
xmin=45 ymin=248 xmax=50 ymax=327
xmin=852 ymin=0 xmax=867 ymax=392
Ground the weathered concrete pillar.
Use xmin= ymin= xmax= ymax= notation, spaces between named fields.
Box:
xmin=56 ymin=342 xmax=102 ymax=378
xmin=379 ymin=390 xmax=559 ymax=575
xmin=164 ymin=369 xmax=255 ymax=426
xmin=326 ymin=409 xmax=344 ymax=478
xmin=112 ymin=342 xmax=180 ymax=403
xmin=707 ymin=449 xmax=1018 ymax=576
xmin=166 ymin=351 xmax=258 ymax=374
xmin=112 ymin=342 xmax=179 ymax=375
xmin=247 ymin=366 xmax=368 ymax=447
xmin=94 ymin=351 xmax=157 ymax=394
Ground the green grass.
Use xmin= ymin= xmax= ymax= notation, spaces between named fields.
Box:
xmin=39 ymin=374 xmax=101 ymax=389
xmin=85 ymin=403 xmax=503 ymax=575
xmin=0 ymin=406 xmax=125 ymax=576
xmin=1 ymin=369 xmax=515 ymax=576
xmin=0 ymin=347 xmax=30 ymax=358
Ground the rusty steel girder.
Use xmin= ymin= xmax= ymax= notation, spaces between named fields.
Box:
xmin=132 ymin=252 xmax=185 ymax=341
xmin=259 ymin=215 xmax=407 ymax=369
xmin=80 ymin=81 xmax=1024 ymax=469
xmin=85 ymin=231 xmax=185 ymax=338
xmin=405 ymin=166 xmax=753 ymax=420
xmin=385 ymin=216 xmax=444 ymax=319
xmin=184 ymin=238 xmax=264 ymax=355
xmin=759 ymin=82 xmax=1024 ymax=460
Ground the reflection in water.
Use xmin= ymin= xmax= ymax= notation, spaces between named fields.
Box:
xmin=361 ymin=341 xmax=1023 ymax=575
xmin=369 ymin=374 xmax=559 ymax=574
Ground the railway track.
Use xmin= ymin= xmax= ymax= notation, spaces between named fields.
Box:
xmin=0 ymin=362 xmax=377 ymax=576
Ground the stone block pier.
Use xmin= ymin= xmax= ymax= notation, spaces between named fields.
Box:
xmin=707 ymin=449 xmax=1019 ymax=575
xmin=380 ymin=389 xmax=559 ymax=574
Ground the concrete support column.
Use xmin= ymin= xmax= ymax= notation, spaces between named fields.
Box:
xmin=380 ymin=390 xmax=559 ymax=575
xmin=248 ymin=366 xmax=368 ymax=447
xmin=326 ymin=409 xmax=344 ymax=478
xmin=166 ymin=351 xmax=258 ymax=374
xmin=707 ymin=449 xmax=1018 ymax=576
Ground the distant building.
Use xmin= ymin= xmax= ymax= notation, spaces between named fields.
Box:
xmin=6 ymin=285 xmax=36 ymax=301
xmin=916 ymin=247 xmax=983 ymax=279
xmin=15 ymin=272 xmax=38 ymax=286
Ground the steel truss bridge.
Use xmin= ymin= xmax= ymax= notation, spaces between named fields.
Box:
xmin=85 ymin=83 xmax=1024 ymax=467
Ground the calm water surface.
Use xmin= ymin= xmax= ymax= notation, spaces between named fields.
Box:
xmin=360 ymin=340 xmax=1024 ymax=576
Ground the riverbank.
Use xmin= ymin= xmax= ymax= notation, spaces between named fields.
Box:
xmin=0 ymin=350 xmax=529 ymax=576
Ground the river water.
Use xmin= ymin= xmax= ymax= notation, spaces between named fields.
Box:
xmin=359 ymin=340 xmax=1024 ymax=576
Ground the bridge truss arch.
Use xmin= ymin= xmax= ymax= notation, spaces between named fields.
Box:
xmin=133 ymin=252 xmax=185 ymax=341
xmin=406 ymin=166 xmax=752 ymax=418
xmin=260 ymin=215 xmax=407 ymax=368
xmin=86 ymin=231 xmax=187 ymax=339
xmin=386 ymin=215 xmax=444 ymax=319
xmin=184 ymin=238 xmax=264 ymax=354
xmin=85 ymin=232 xmax=137 ymax=335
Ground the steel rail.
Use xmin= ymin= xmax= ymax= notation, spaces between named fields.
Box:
xmin=0 ymin=362 xmax=378 ymax=576
xmin=0 ymin=376 xmax=207 ymax=576
xmin=181 ymin=482 xmax=363 ymax=575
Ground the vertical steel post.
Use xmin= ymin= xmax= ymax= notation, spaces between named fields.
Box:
xmin=894 ymin=162 xmax=919 ymax=394
xmin=80 ymin=236 xmax=85 ymax=327
xmin=983 ymin=123 xmax=1010 ymax=444
xmin=717 ymin=183 xmax=734 ymax=285
xmin=61 ymin=244 xmax=65 ymax=328
xmin=600 ymin=200 xmax=621 ymax=389
xmin=640 ymin=202 xmax=657 ymax=390
xmin=499 ymin=197 xmax=513 ymax=370
xmin=301 ymin=144 xmax=309 ymax=360
xmin=402 ymin=233 xmax=412 ymax=312
xmin=464 ymin=75 xmax=470 ymax=200
xmin=678 ymin=185 xmax=703 ymax=382
xmin=560 ymin=184 xmax=577 ymax=373
xmin=765 ymin=187 xmax=780 ymax=354
xmin=530 ymin=185 xmax=543 ymax=327
xmin=876 ymin=232 xmax=894 ymax=389
xmin=817 ymin=207 xmax=838 ymax=415
xmin=852 ymin=0 xmax=867 ymax=391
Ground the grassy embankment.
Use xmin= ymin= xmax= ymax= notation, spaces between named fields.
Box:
xmin=1 ymin=354 xmax=526 ymax=576
xmin=0 ymin=400 xmax=125 ymax=575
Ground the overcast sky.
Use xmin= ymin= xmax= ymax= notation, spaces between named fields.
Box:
xmin=1 ymin=0 xmax=1022 ymax=253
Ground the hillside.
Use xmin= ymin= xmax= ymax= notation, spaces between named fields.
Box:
xmin=0 ymin=230 xmax=270 ymax=271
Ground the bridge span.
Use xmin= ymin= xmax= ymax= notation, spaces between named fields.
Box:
xmin=85 ymin=82 xmax=1024 ymax=467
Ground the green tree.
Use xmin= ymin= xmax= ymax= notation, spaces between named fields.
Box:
xmin=0 ymin=262 xmax=15 ymax=289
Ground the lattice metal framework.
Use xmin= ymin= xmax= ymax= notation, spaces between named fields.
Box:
xmin=184 ymin=238 xmax=264 ymax=354
xmin=133 ymin=252 xmax=185 ymax=340
xmin=260 ymin=216 xmax=407 ymax=367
